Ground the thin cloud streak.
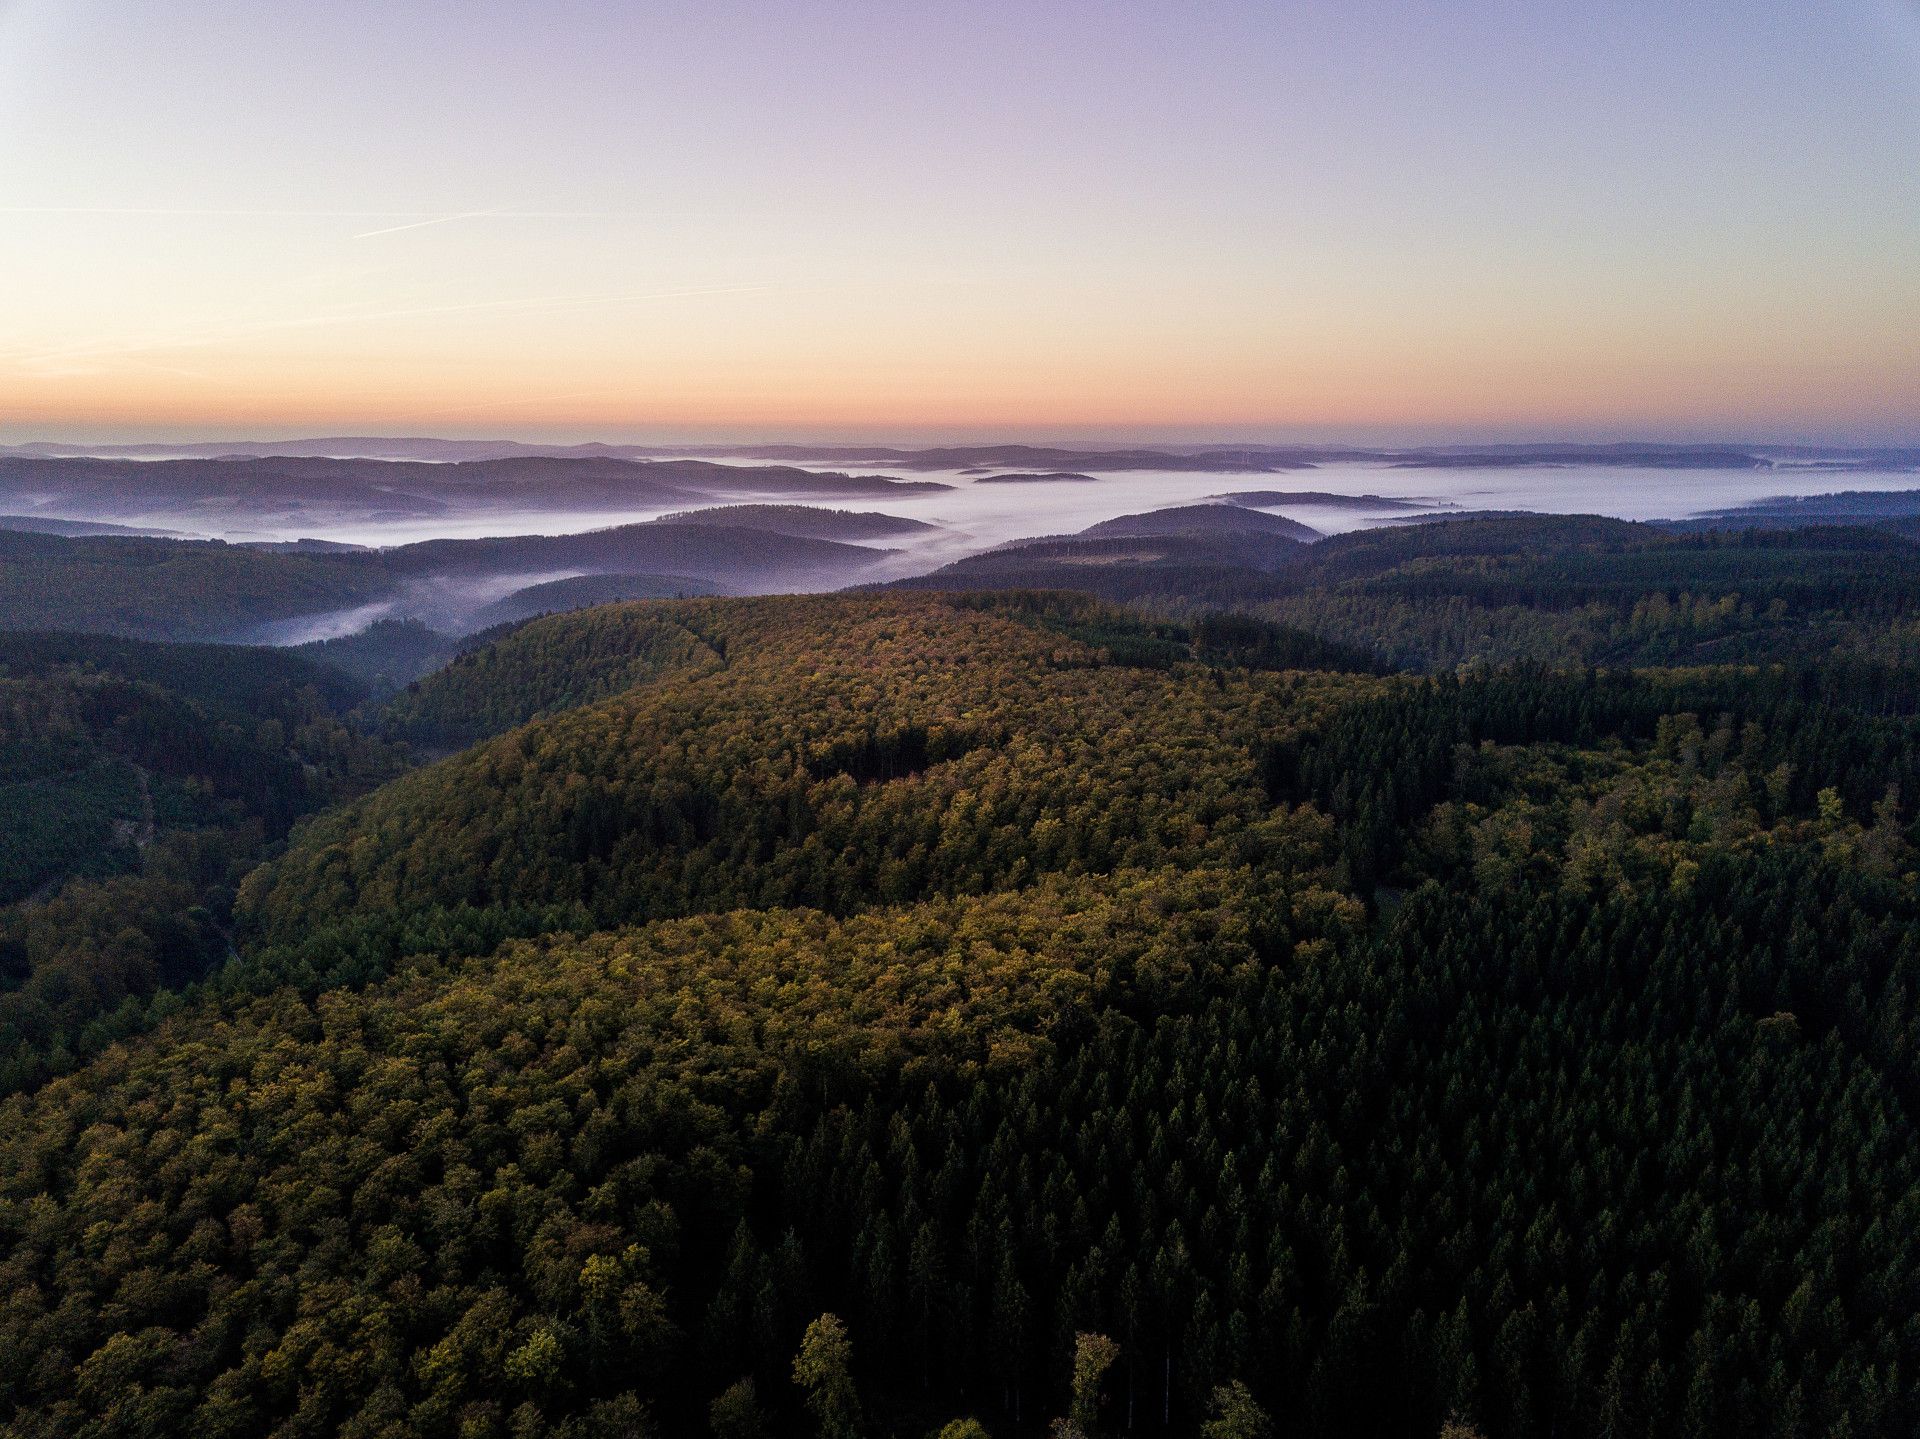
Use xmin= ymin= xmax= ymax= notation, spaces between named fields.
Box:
xmin=0 ymin=206 xmax=604 ymax=220
xmin=350 ymin=210 xmax=504 ymax=239
xmin=9 ymin=284 xmax=782 ymax=376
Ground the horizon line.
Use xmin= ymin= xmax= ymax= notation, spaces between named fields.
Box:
xmin=4 ymin=430 xmax=1918 ymax=453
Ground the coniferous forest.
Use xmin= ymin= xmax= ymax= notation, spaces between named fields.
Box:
xmin=2 ymin=523 xmax=1918 ymax=1439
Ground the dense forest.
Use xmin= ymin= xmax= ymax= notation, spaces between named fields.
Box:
xmin=897 ymin=516 xmax=1920 ymax=672
xmin=1 ymin=514 xmax=1918 ymax=1438
xmin=0 ymin=519 xmax=893 ymax=643
xmin=0 ymin=633 xmax=407 ymax=1093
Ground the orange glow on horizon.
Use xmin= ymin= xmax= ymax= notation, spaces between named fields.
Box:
xmin=10 ymin=328 xmax=1915 ymax=443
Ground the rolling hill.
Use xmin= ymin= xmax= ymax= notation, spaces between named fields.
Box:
xmin=1076 ymin=504 xmax=1321 ymax=542
xmin=462 ymin=573 xmax=724 ymax=632
xmin=0 ymin=519 xmax=898 ymax=643
xmin=653 ymin=504 xmax=939 ymax=541
xmin=0 ymin=454 xmax=950 ymax=533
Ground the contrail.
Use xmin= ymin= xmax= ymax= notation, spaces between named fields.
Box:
xmin=350 ymin=210 xmax=503 ymax=239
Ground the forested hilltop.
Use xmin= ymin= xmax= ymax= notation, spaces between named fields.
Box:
xmin=0 ymin=582 xmax=1917 ymax=1439
xmin=892 ymin=516 xmax=1920 ymax=671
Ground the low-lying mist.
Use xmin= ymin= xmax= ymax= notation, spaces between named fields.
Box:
xmin=5 ymin=445 xmax=1918 ymax=652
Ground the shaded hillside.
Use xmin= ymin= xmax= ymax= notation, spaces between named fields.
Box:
xmin=1212 ymin=490 xmax=1437 ymax=511
xmin=0 ymin=628 xmax=364 ymax=714
xmin=654 ymin=504 xmax=939 ymax=541
xmin=886 ymin=532 xmax=1312 ymax=607
xmin=0 ymin=520 xmax=894 ymax=643
xmin=380 ymin=604 xmax=732 ymax=750
xmin=1679 ymin=488 xmax=1920 ymax=528
xmin=0 ymin=514 xmax=186 ymax=538
xmin=973 ymin=471 xmax=1099 ymax=484
xmin=1281 ymin=513 xmax=1656 ymax=580
xmin=883 ymin=506 xmax=1318 ymax=606
xmin=1336 ymin=513 xmax=1897 ymax=657
xmin=0 ymin=631 xmax=407 ymax=1090
xmin=1078 ymin=504 xmax=1321 ymax=542
xmin=376 ymin=521 xmax=890 ymax=585
xmin=464 ymin=573 xmax=723 ymax=632
xmin=891 ymin=514 xmax=1920 ymax=672
xmin=294 ymin=619 xmax=464 ymax=695
xmin=0 ymin=529 xmax=390 ymax=642
xmin=1252 ymin=517 xmax=1920 ymax=669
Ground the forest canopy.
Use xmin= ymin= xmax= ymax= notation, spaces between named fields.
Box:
xmin=0 ymin=531 xmax=1917 ymax=1438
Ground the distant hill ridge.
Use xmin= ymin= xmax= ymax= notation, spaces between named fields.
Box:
xmin=0 ymin=453 xmax=951 ymax=532
xmin=11 ymin=434 xmax=1915 ymax=471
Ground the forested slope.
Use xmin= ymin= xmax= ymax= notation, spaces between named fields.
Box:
xmin=380 ymin=604 xmax=733 ymax=751
xmin=1256 ymin=521 xmax=1920 ymax=669
xmin=890 ymin=516 xmax=1920 ymax=672
xmin=0 ymin=593 xmax=1916 ymax=1439
xmin=0 ymin=519 xmax=894 ymax=643
xmin=0 ymin=530 xmax=388 ymax=642
xmin=0 ymin=632 xmax=410 ymax=1092
xmin=240 ymin=595 xmax=1362 ymax=963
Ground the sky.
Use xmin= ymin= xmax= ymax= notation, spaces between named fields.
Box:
xmin=1 ymin=0 xmax=1917 ymax=444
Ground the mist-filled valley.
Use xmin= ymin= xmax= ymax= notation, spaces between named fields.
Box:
xmin=2 ymin=440 xmax=1918 ymax=676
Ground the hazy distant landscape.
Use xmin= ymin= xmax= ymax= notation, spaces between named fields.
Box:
xmin=6 ymin=439 xmax=1912 ymax=545
xmin=0 ymin=438 xmax=1914 ymax=666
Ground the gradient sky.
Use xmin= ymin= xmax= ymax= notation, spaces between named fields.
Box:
xmin=2 ymin=0 xmax=1917 ymax=443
